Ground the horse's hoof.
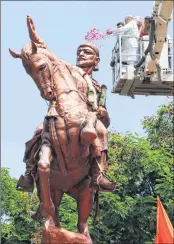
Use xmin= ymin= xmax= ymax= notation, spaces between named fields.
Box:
xmin=31 ymin=212 xmax=42 ymax=221
xmin=77 ymin=223 xmax=93 ymax=244
xmin=31 ymin=206 xmax=42 ymax=221
xmin=44 ymin=216 xmax=56 ymax=230
xmin=40 ymin=202 xmax=55 ymax=218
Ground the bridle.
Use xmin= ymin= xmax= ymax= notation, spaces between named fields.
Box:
xmin=23 ymin=53 xmax=58 ymax=98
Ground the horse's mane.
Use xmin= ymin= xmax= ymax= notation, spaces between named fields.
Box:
xmin=21 ymin=42 xmax=53 ymax=60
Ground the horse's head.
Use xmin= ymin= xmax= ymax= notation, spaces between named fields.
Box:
xmin=9 ymin=16 xmax=58 ymax=101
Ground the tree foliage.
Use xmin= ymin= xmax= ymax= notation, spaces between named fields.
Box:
xmin=1 ymin=168 xmax=41 ymax=244
xmin=142 ymin=101 xmax=173 ymax=153
xmin=1 ymin=102 xmax=173 ymax=243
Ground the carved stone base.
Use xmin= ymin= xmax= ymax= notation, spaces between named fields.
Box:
xmin=41 ymin=227 xmax=92 ymax=244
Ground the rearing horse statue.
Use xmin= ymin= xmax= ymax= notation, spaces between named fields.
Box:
xmin=9 ymin=16 xmax=115 ymax=242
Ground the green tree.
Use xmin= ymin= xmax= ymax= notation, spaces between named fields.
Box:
xmin=142 ymin=101 xmax=173 ymax=153
xmin=1 ymin=168 xmax=41 ymax=244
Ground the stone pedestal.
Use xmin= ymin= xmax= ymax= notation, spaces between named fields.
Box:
xmin=41 ymin=227 xmax=92 ymax=244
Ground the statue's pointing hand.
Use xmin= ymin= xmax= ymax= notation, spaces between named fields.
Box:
xmin=27 ymin=16 xmax=36 ymax=41
xmin=27 ymin=16 xmax=36 ymax=31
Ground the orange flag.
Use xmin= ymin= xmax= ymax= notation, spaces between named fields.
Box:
xmin=155 ymin=196 xmax=174 ymax=244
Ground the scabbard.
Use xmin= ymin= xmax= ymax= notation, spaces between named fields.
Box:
xmin=98 ymin=85 xmax=107 ymax=107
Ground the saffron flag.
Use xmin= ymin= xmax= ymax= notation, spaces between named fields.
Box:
xmin=155 ymin=196 xmax=174 ymax=244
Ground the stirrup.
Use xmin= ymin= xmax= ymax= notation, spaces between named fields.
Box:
xmin=90 ymin=184 xmax=115 ymax=193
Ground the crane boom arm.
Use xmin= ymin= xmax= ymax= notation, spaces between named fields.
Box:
xmin=146 ymin=0 xmax=173 ymax=73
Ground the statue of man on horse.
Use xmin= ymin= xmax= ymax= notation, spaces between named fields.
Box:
xmin=9 ymin=16 xmax=115 ymax=242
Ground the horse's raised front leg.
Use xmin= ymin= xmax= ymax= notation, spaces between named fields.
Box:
xmin=38 ymin=145 xmax=55 ymax=220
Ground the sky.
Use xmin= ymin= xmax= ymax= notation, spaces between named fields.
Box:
xmin=1 ymin=1 xmax=173 ymax=178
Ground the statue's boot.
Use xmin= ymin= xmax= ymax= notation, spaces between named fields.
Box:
xmin=89 ymin=153 xmax=116 ymax=192
xmin=16 ymin=166 xmax=34 ymax=193
xmin=81 ymin=112 xmax=97 ymax=143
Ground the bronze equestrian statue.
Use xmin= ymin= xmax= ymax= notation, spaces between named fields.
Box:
xmin=9 ymin=16 xmax=115 ymax=242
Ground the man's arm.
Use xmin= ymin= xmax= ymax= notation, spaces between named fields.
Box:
xmin=106 ymin=21 xmax=133 ymax=36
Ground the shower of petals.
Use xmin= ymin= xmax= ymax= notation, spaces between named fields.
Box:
xmin=85 ymin=28 xmax=107 ymax=41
